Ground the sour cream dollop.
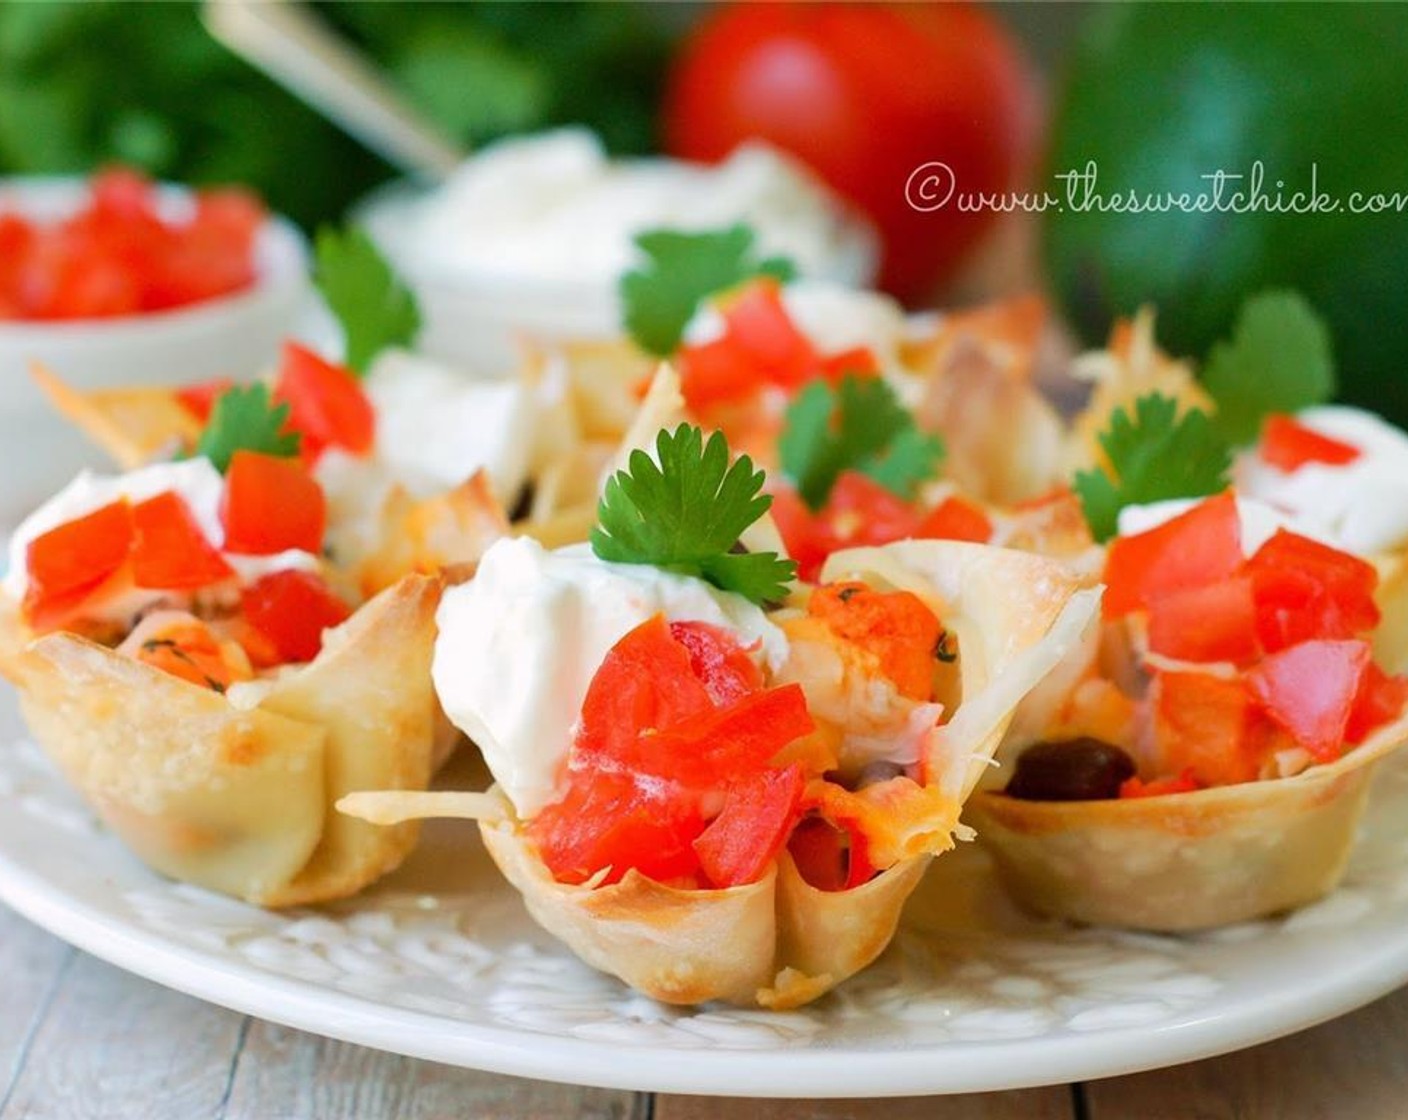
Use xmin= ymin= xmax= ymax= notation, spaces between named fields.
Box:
xmin=1236 ymin=405 xmax=1408 ymax=555
xmin=364 ymin=128 xmax=877 ymax=290
xmin=432 ymin=537 xmax=789 ymax=817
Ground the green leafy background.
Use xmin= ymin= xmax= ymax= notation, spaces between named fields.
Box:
xmin=0 ymin=2 xmax=680 ymax=229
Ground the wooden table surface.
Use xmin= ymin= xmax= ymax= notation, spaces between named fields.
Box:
xmin=4 ymin=903 xmax=1407 ymax=1119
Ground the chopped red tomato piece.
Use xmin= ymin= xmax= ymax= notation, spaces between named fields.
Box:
xmin=22 ymin=499 xmax=135 ymax=628
xmin=1118 ymin=769 xmax=1202 ymax=799
xmin=534 ymin=614 xmax=817 ymax=888
xmin=1246 ymin=530 xmax=1379 ymax=651
xmin=669 ymin=620 xmax=764 ymax=705
xmin=630 ymin=684 xmax=814 ymax=788
xmin=175 ymin=377 xmax=235 ymax=423
xmin=573 ymin=615 xmax=714 ymax=768
xmin=274 ymin=342 xmax=375 ymax=461
xmin=239 ymin=569 xmax=350 ymax=665
xmin=0 ymin=167 xmax=264 ymax=321
xmin=1246 ymin=639 xmax=1372 ymax=762
xmin=1151 ymin=670 xmax=1264 ymax=787
xmin=1345 ymin=661 xmax=1408 ymax=745
xmin=1260 ymin=414 xmax=1360 ymax=471
xmin=676 ymin=280 xmax=881 ymax=414
xmin=916 ymin=495 xmax=993 ymax=544
xmin=816 ymin=345 xmax=881 ymax=382
xmin=130 ymin=492 xmax=233 ymax=591
xmin=693 ymin=764 xmax=806 ymax=887
xmin=1102 ymin=492 xmax=1242 ymax=618
xmin=808 ymin=580 xmax=944 ymax=700
xmin=221 ymin=450 xmax=326 ymax=556
xmin=530 ymin=770 xmax=707 ymax=887
xmin=1146 ymin=577 xmax=1258 ymax=665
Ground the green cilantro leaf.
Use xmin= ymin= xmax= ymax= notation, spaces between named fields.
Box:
xmin=1201 ymin=290 xmax=1336 ymax=446
xmin=778 ymin=374 xmax=945 ymax=510
xmin=194 ymin=383 xmax=301 ymax=473
xmin=1074 ymin=393 xmax=1232 ymax=543
xmin=314 ymin=226 xmax=422 ymax=375
xmin=591 ymin=424 xmax=796 ymax=604
xmin=620 ymin=224 xmax=796 ymax=357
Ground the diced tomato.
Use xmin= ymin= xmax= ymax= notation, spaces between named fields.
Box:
xmin=677 ymin=279 xmax=848 ymax=412
xmin=1345 ymin=661 xmax=1408 ymax=745
xmin=274 ymin=342 xmax=375 ymax=461
xmin=1146 ymin=577 xmax=1258 ymax=665
xmin=629 ymin=683 xmax=814 ymax=788
xmin=129 ymin=491 xmax=233 ymax=591
xmin=769 ymin=483 xmax=830 ymax=584
xmin=916 ymin=495 xmax=993 ymax=544
xmin=1246 ymin=530 xmax=1379 ymax=651
xmin=0 ymin=167 xmax=264 ymax=321
xmin=1260 ymin=414 xmax=1361 ymax=471
xmin=1246 ymin=639 xmax=1372 ymax=762
xmin=693 ymin=764 xmax=806 ymax=887
xmin=1151 ymin=670 xmax=1264 ymax=787
xmin=221 ymin=450 xmax=326 ymax=556
xmin=529 ymin=770 xmax=706 ymax=887
xmin=1102 ymin=492 xmax=1243 ymax=618
xmin=669 ymin=620 xmax=764 ymax=705
xmin=811 ymin=470 xmax=920 ymax=559
xmin=573 ymin=615 xmax=715 ymax=768
xmin=1118 ymin=769 xmax=1202 ymax=799
xmin=238 ymin=569 xmax=350 ymax=665
xmin=808 ymin=580 xmax=944 ymax=700
xmin=22 ymin=500 xmax=135 ymax=628
xmin=816 ymin=345 xmax=881 ymax=382
xmin=714 ymin=281 xmax=819 ymax=389
xmin=535 ymin=613 xmax=819 ymax=888
xmin=175 ymin=377 xmax=235 ymax=423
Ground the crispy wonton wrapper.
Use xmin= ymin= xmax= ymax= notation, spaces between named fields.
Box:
xmin=0 ymin=575 xmax=443 ymax=906
xmin=341 ymin=542 xmax=1098 ymax=1007
xmin=966 ymin=707 xmax=1408 ymax=932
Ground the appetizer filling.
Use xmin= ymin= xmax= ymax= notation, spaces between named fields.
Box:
xmin=1007 ymin=491 xmax=1408 ymax=800
xmin=1238 ymin=405 xmax=1408 ymax=555
xmin=4 ymin=449 xmax=348 ymax=681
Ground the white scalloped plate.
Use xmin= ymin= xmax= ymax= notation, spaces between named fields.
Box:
xmin=3 ymin=681 xmax=1408 ymax=1099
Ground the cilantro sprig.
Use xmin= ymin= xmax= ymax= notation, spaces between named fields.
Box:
xmin=1074 ymin=393 xmax=1232 ymax=543
xmin=779 ymin=374 xmax=945 ymax=510
xmin=314 ymin=226 xmax=422 ymax=376
xmin=1201 ymin=290 xmax=1336 ymax=446
xmin=591 ymin=424 xmax=796 ymax=605
xmin=620 ymin=225 xmax=795 ymax=357
xmin=194 ymin=384 xmax=301 ymax=473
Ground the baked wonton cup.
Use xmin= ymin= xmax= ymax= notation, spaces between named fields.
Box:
xmin=342 ymin=541 xmax=1098 ymax=1007
xmin=966 ymin=710 xmax=1408 ymax=932
xmin=0 ymin=574 xmax=443 ymax=906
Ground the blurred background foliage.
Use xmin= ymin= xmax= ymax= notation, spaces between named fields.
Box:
xmin=0 ymin=1 xmax=681 ymax=228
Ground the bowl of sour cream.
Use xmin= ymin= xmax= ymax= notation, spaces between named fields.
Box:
xmin=355 ymin=128 xmax=879 ymax=374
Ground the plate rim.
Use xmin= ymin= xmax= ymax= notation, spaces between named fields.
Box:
xmin=3 ymin=827 xmax=1408 ymax=1099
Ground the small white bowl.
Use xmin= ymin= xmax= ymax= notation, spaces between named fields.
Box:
xmin=0 ymin=178 xmax=310 ymax=519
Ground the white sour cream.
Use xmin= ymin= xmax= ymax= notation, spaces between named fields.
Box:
xmin=1236 ymin=405 xmax=1408 ymax=555
xmin=432 ymin=537 xmax=788 ymax=818
xmin=366 ymin=129 xmax=877 ymax=289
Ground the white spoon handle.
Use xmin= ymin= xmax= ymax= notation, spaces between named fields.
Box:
xmin=202 ymin=0 xmax=465 ymax=182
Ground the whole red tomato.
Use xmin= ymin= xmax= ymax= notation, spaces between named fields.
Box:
xmin=663 ymin=3 xmax=1039 ymax=303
